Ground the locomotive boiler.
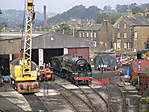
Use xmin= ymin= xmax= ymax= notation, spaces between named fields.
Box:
xmin=50 ymin=54 xmax=92 ymax=85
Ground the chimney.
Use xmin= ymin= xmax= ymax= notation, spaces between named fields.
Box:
xmin=144 ymin=8 xmax=149 ymax=18
xmin=43 ymin=5 xmax=47 ymax=25
xmin=0 ymin=9 xmax=2 ymax=14
xmin=102 ymin=20 xmax=108 ymax=27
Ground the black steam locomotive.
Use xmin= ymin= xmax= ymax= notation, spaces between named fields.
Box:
xmin=50 ymin=54 xmax=92 ymax=85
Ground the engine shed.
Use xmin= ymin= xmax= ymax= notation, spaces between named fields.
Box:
xmin=0 ymin=31 xmax=94 ymax=68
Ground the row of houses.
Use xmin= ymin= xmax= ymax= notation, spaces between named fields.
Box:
xmin=77 ymin=10 xmax=149 ymax=53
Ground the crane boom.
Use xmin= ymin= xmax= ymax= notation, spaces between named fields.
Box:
xmin=10 ymin=0 xmax=39 ymax=93
xmin=23 ymin=0 xmax=34 ymax=75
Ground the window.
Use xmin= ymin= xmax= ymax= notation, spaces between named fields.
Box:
xmin=94 ymin=32 xmax=97 ymax=38
xmin=113 ymin=43 xmax=117 ymax=49
xmin=86 ymin=32 xmax=89 ymax=37
xmin=124 ymin=43 xmax=127 ymax=49
xmin=124 ymin=24 xmax=127 ymax=29
xmin=79 ymin=32 xmax=82 ymax=37
xmin=94 ymin=41 xmax=97 ymax=47
xmin=124 ymin=33 xmax=127 ymax=38
xmin=117 ymin=24 xmax=120 ymax=29
xmin=117 ymin=43 xmax=121 ymax=49
xmin=128 ymin=42 xmax=130 ymax=49
xmin=82 ymin=32 xmax=85 ymax=37
xmin=117 ymin=33 xmax=120 ymax=38
xmin=134 ymin=32 xmax=137 ymax=39
xmin=90 ymin=32 xmax=93 ymax=38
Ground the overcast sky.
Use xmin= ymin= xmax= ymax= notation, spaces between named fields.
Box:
xmin=0 ymin=0 xmax=148 ymax=13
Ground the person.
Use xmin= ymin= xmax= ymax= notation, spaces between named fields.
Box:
xmin=100 ymin=64 xmax=104 ymax=74
xmin=48 ymin=62 xmax=51 ymax=68
xmin=124 ymin=68 xmax=130 ymax=81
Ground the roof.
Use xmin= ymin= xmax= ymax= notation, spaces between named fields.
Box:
xmin=123 ymin=16 xmax=149 ymax=26
xmin=0 ymin=31 xmax=48 ymax=37
xmin=32 ymin=31 xmax=95 ymax=49
xmin=0 ymin=36 xmax=21 ymax=40
xmin=114 ymin=15 xmax=149 ymax=27
xmin=79 ymin=24 xmax=101 ymax=31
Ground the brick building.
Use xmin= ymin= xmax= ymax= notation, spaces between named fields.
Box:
xmin=113 ymin=11 xmax=149 ymax=52
xmin=77 ymin=20 xmax=113 ymax=55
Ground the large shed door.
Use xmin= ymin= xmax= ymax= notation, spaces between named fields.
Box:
xmin=68 ymin=48 xmax=89 ymax=60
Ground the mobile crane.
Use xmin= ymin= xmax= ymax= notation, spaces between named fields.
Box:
xmin=10 ymin=0 xmax=39 ymax=93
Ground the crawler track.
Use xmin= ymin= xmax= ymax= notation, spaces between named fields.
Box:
xmin=23 ymin=94 xmax=48 ymax=112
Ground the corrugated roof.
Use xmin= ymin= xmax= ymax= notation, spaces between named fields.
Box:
xmin=32 ymin=31 xmax=95 ymax=49
xmin=0 ymin=36 xmax=21 ymax=40
xmin=124 ymin=16 xmax=149 ymax=26
xmin=0 ymin=31 xmax=48 ymax=37
xmin=79 ymin=24 xmax=101 ymax=31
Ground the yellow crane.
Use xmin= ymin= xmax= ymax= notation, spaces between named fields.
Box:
xmin=10 ymin=0 xmax=39 ymax=93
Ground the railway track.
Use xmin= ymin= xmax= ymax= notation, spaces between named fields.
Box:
xmin=0 ymin=95 xmax=24 ymax=112
xmin=121 ymin=84 xmax=148 ymax=112
xmin=50 ymin=75 xmax=112 ymax=112
xmin=105 ymin=83 xmax=127 ymax=112
xmin=77 ymin=85 xmax=108 ymax=112
xmin=23 ymin=94 xmax=48 ymax=112
xmin=49 ymin=82 xmax=93 ymax=112
xmin=89 ymin=86 xmax=111 ymax=112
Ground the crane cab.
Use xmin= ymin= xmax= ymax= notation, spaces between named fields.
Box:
xmin=10 ymin=59 xmax=39 ymax=93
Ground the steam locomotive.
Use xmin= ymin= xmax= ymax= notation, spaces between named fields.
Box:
xmin=50 ymin=54 xmax=92 ymax=85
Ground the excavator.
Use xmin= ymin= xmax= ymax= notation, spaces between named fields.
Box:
xmin=10 ymin=0 xmax=39 ymax=93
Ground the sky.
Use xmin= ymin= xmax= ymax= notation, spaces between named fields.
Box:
xmin=0 ymin=0 xmax=148 ymax=13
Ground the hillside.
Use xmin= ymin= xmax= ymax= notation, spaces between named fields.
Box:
xmin=0 ymin=9 xmax=46 ymax=27
xmin=48 ymin=3 xmax=149 ymax=23
xmin=48 ymin=5 xmax=101 ymax=22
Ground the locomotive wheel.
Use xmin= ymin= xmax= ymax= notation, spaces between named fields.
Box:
xmin=75 ymin=80 xmax=79 ymax=86
xmin=87 ymin=80 xmax=91 ymax=86
xmin=11 ymin=79 xmax=17 ymax=90
xmin=66 ymin=74 xmax=69 ymax=80
xmin=85 ymin=80 xmax=89 ymax=85
xmin=71 ymin=78 xmax=75 ymax=84
xmin=11 ymin=79 xmax=15 ymax=88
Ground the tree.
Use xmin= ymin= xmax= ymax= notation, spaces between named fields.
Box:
xmin=56 ymin=23 xmax=76 ymax=36
xmin=95 ymin=13 xmax=120 ymax=24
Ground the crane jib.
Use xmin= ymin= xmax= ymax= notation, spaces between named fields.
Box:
xmin=27 ymin=0 xmax=33 ymax=10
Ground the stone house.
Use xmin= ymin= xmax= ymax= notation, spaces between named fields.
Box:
xmin=77 ymin=20 xmax=113 ymax=57
xmin=113 ymin=11 xmax=149 ymax=52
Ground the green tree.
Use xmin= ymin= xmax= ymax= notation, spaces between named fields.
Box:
xmin=96 ymin=13 xmax=120 ymax=24
xmin=56 ymin=23 xmax=76 ymax=37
